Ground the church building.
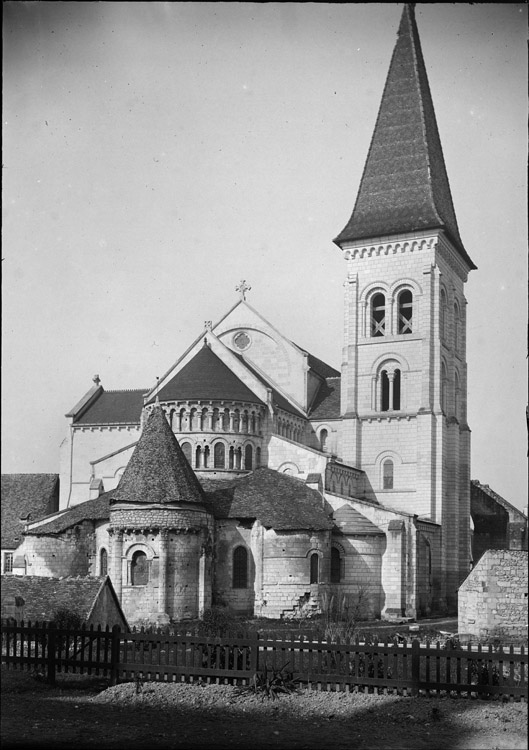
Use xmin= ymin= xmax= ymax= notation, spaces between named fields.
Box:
xmin=8 ymin=5 xmax=477 ymax=625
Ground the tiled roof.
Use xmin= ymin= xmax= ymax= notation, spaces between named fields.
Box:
xmin=471 ymin=480 xmax=527 ymax=523
xmin=149 ymin=344 xmax=264 ymax=406
xmin=74 ymin=389 xmax=146 ymax=425
xmin=0 ymin=575 xmax=116 ymax=623
xmin=110 ymin=405 xmax=206 ymax=506
xmin=333 ymin=503 xmax=384 ymax=536
xmin=1 ymin=474 xmax=59 ymax=548
xmin=25 ymin=493 xmax=111 ymax=536
xmin=334 ymin=5 xmax=476 ymax=271
xmin=309 ymin=377 xmax=341 ymax=419
xmin=294 ymin=348 xmax=340 ymax=380
xmin=203 ymin=468 xmax=333 ymax=531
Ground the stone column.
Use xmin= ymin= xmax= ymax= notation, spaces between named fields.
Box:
xmin=111 ymin=528 xmax=124 ymax=601
xmin=158 ymin=529 xmax=168 ymax=617
xmin=381 ymin=520 xmax=406 ymax=619
xmin=198 ymin=530 xmax=212 ymax=617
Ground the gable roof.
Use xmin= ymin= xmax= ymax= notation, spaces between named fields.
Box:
xmin=110 ymin=404 xmax=206 ymax=506
xmin=309 ymin=376 xmax=341 ymax=420
xmin=202 ymin=468 xmax=333 ymax=531
xmin=471 ymin=480 xmax=527 ymax=523
xmin=148 ymin=343 xmax=264 ymax=406
xmin=25 ymin=492 xmax=111 ymax=536
xmin=0 ymin=575 xmax=127 ymax=627
xmin=334 ymin=4 xmax=475 ymax=271
xmin=333 ymin=503 xmax=384 ymax=536
xmin=1 ymin=474 xmax=59 ymax=548
xmin=73 ymin=389 xmax=146 ymax=425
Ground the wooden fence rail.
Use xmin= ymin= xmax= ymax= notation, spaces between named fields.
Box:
xmin=2 ymin=621 xmax=527 ymax=700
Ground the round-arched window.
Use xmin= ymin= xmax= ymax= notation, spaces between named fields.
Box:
xmin=131 ymin=551 xmax=148 ymax=586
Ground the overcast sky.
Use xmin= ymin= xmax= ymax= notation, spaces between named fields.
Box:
xmin=2 ymin=3 xmax=527 ymax=510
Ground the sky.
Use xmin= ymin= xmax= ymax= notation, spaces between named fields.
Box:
xmin=2 ymin=2 xmax=527 ymax=510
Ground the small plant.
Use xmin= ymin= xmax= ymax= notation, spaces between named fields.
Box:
xmin=52 ymin=608 xmax=84 ymax=629
xmin=198 ymin=606 xmax=239 ymax=637
xmin=318 ymin=586 xmax=371 ymax=643
xmin=244 ymin=662 xmax=300 ymax=701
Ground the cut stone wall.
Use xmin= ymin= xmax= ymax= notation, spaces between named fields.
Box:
xmin=458 ymin=549 xmax=528 ymax=641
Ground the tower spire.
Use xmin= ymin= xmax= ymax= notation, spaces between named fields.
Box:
xmin=334 ymin=4 xmax=475 ymax=270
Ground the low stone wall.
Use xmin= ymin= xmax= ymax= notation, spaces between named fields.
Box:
xmin=458 ymin=549 xmax=528 ymax=641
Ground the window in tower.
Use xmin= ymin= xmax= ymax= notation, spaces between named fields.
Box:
xmin=382 ymin=459 xmax=394 ymax=489
xmin=381 ymin=368 xmax=401 ymax=411
xmin=214 ymin=442 xmax=225 ymax=469
xmin=397 ymin=290 xmax=413 ymax=334
xmin=371 ymin=293 xmax=386 ymax=337
xmin=320 ymin=429 xmax=328 ymax=452
xmin=441 ymin=362 xmax=448 ymax=412
xmin=440 ymin=288 xmax=448 ymax=341
xmin=181 ymin=442 xmax=192 ymax=465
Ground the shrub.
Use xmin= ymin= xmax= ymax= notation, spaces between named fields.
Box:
xmin=243 ymin=662 xmax=299 ymax=701
xmin=52 ymin=608 xmax=85 ymax=629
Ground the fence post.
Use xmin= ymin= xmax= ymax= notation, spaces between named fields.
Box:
xmin=47 ymin=622 xmax=56 ymax=686
xmin=110 ymin=625 xmax=121 ymax=686
xmin=249 ymin=631 xmax=259 ymax=675
xmin=411 ymin=638 xmax=420 ymax=696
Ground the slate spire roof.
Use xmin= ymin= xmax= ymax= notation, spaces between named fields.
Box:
xmin=334 ymin=4 xmax=476 ymax=270
xmin=148 ymin=343 xmax=264 ymax=406
xmin=110 ymin=404 xmax=206 ymax=506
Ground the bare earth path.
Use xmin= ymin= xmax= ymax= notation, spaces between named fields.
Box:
xmin=2 ymin=668 xmax=527 ymax=750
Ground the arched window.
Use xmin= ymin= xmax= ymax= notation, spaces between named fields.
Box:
xmin=212 ymin=408 xmax=219 ymax=431
xmin=242 ymin=411 xmax=249 ymax=433
xmin=200 ymin=408 xmax=208 ymax=430
xmin=100 ymin=548 xmax=108 ymax=576
xmin=214 ymin=442 xmax=225 ymax=469
xmin=256 ymin=447 xmax=261 ymax=468
xmin=371 ymin=293 xmax=386 ymax=337
xmin=250 ymin=412 xmax=256 ymax=434
xmin=222 ymin=409 xmax=230 ymax=431
xmin=170 ymin=409 xmax=176 ymax=430
xmin=440 ymin=288 xmax=447 ymax=341
xmin=188 ymin=407 xmax=196 ymax=431
xmin=441 ymin=362 xmax=448 ymax=412
xmin=235 ymin=447 xmax=242 ymax=470
xmin=178 ymin=408 xmax=186 ymax=431
xmin=203 ymin=445 xmax=210 ymax=469
xmin=320 ymin=429 xmax=328 ymax=452
xmin=181 ymin=442 xmax=192 ymax=465
xmin=195 ymin=445 xmax=202 ymax=469
xmin=233 ymin=410 xmax=240 ymax=433
xmin=381 ymin=368 xmax=401 ymax=411
xmin=454 ymin=302 xmax=460 ymax=351
xmin=454 ymin=371 xmax=461 ymax=419
xmin=232 ymin=546 xmax=248 ymax=588
xmin=310 ymin=553 xmax=319 ymax=584
xmin=382 ymin=459 xmax=394 ymax=489
xmin=244 ymin=444 xmax=253 ymax=470
xmin=131 ymin=551 xmax=148 ymax=586
xmin=397 ymin=290 xmax=413 ymax=334
xmin=330 ymin=547 xmax=341 ymax=583
xmin=229 ymin=446 xmax=235 ymax=469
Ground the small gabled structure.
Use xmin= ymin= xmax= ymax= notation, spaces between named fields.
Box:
xmin=0 ymin=574 xmax=128 ymax=629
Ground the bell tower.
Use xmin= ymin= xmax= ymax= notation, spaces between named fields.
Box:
xmin=334 ymin=4 xmax=476 ymax=611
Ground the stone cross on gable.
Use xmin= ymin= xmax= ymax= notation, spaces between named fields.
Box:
xmin=236 ymin=280 xmax=251 ymax=301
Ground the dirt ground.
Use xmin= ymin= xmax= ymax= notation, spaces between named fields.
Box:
xmin=1 ymin=667 xmax=527 ymax=750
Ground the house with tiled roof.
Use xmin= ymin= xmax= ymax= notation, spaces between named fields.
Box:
xmin=6 ymin=5 xmax=503 ymax=624
xmin=1 ymin=474 xmax=59 ymax=574
xmin=0 ymin=575 xmax=128 ymax=629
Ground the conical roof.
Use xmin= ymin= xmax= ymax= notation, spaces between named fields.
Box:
xmin=110 ymin=404 xmax=206 ymax=506
xmin=148 ymin=343 xmax=264 ymax=405
xmin=334 ymin=4 xmax=475 ymax=270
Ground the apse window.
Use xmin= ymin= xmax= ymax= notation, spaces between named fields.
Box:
xmin=131 ymin=551 xmax=149 ymax=586
xmin=310 ymin=553 xmax=319 ymax=584
xmin=330 ymin=547 xmax=342 ymax=583
xmin=232 ymin=546 xmax=248 ymax=588
xmin=100 ymin=548 xmax=108 ymax=576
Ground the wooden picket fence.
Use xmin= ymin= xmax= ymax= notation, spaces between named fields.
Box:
xmin=1 ymin=620 xmax=527 ymax=700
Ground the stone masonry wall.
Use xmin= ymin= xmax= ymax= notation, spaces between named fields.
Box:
xmin=458 ymin=550 xmax=528 ymax=640
xmin=19 ymin=522 xmax=95 ymax=578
